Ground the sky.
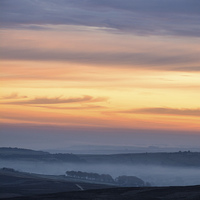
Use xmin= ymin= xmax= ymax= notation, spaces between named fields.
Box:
xmin=0 ymin=0 xmax=200 ymax=150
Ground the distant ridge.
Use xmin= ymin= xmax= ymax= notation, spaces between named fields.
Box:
xmin=0 ymin=147 xmax=84 ymax=163
xmin=1 ymin=147 xmax=200 ymax=167
xmin=0 ymin=147 xmax=49 ymax=155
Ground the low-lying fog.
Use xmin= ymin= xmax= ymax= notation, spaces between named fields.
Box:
xmin=1 ymin=160 xmax=200 ymax=186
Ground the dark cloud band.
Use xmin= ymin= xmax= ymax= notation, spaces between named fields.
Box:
xmin=1 ymin=48 xmax=199 ymax=71
xmin=1 ymin=0 xmax=200 ymax=37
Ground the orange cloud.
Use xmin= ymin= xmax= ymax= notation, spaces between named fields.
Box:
xmin=119 ymin=107 xmax=200 ymax=117
xmin=32 ymin=105 xmax=107 ymax=110
xmin=3 ymin=95 xmax=108 ymax=105
xmin=1 ymin=92 xmax=27 ymax=99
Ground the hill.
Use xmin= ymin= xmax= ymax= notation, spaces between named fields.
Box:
xmin=0 ymin=168 xmax=115 ymax=199
xmin=1 ymin=185 xmax=200 ymax=200
xmin=0 ymin=147 xmax=84 ymax=163
xmin=2 ymin=147 xmax=200 ymax=167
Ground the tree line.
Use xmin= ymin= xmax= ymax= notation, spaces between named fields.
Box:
xmin=66 ymin=171 xmax=114 ymax=183
xmin=66 ymin=170 xmax=148 ymax=186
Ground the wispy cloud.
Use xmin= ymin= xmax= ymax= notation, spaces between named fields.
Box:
xmin=1 ymin=93 xmax=27 ymax=99
xmin=1 ymin=0 xmax=200 ymax=37
xmin=32 ymin=105 xmax=106 ymax=110
xmin=119 ymin=107 xmax=200 ymax=117
xmin=3 ymin=95 xmax=108 ymax=105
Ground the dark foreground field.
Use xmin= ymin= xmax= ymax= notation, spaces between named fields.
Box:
xmin=0 ymin=168 xmax=115 ymax=199
xmin=1 ymin=169 xmax=200 ymax=200
xmin=2 ymin=185 xmax=200 ymax=200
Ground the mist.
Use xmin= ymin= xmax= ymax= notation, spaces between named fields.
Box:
xmin=1 ymin=159 xmax=200 ymax=186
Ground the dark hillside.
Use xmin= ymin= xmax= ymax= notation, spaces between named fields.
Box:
xmin=0 ymin=147 xmax=49 ymax=156
xmin=0 ymin=147 xmax=84 ymax=162
xmin=0 ymin=168 xmax=115 ymax=199
xmin=2 ymin=185 xmax=200 ymax=200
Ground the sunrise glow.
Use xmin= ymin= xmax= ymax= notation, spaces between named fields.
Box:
xmin=1 ymin=0 xmax=200 ymax=149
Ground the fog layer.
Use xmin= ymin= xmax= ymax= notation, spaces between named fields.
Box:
xmin=1 ymin=160 xmax=200 ymax=186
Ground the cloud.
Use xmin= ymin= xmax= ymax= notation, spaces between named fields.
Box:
xmin=120 ymin=107 xmax=200 ymax=117
xmin=4 ymin=95 xmax=108 ymax=105
xmin=1 ymin=93 xmax=27 ymax=99
xmin=1 ymin=0 xmax=200 ymax=37
xmin=1 ymin=47 xmax=199 ymax=70
xmin=173 ymin=66 xmax=200 ymax=72
xmin=32 ymin=105 xmax=107 ymax=110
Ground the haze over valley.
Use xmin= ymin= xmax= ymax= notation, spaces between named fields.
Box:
xmin=1 ymin=147 xmax=200 ymax=187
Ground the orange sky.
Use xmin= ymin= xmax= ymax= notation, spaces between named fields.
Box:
xmin=1 ymin=0 xmax=200 ymax=152
xmin=1 ymin=25 xmax=200 ymax=132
